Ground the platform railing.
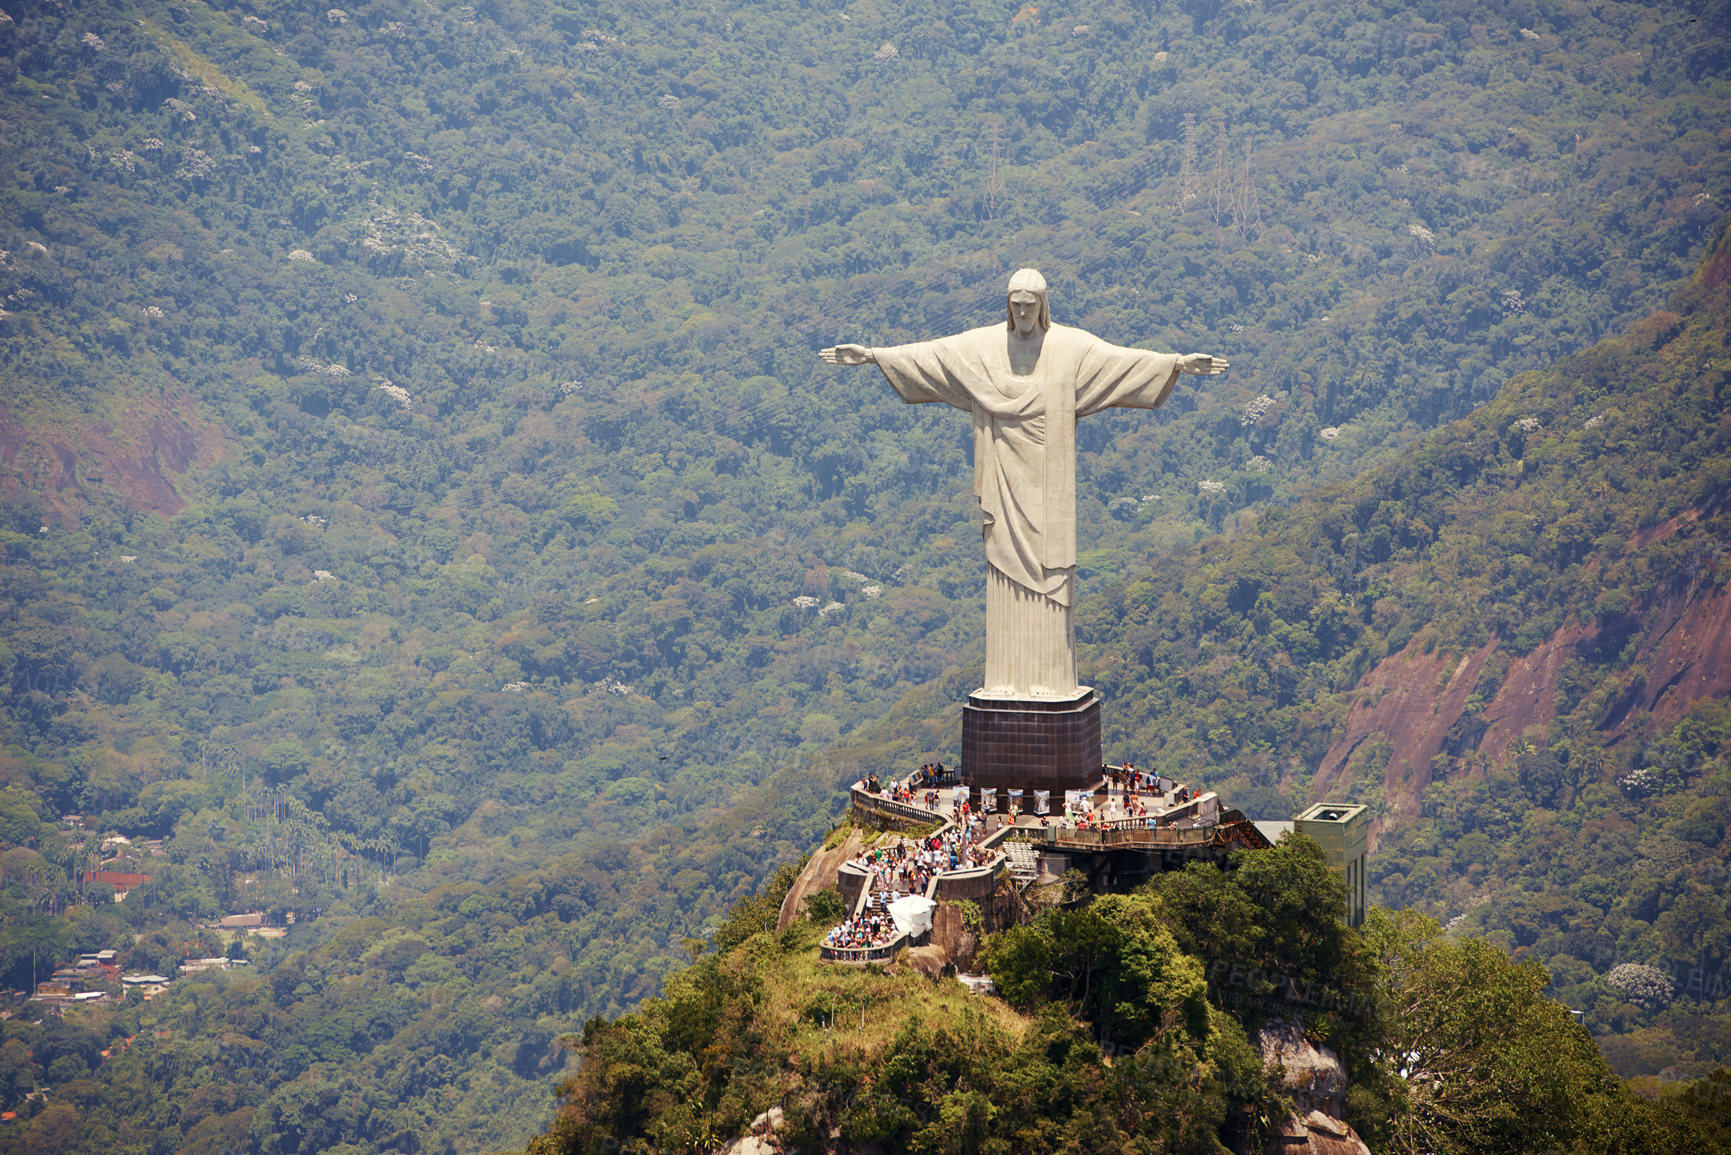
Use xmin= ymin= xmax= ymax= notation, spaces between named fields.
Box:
xmin=849 ymin=784 xmax=947 ymax=829
xmin=1024 ymin=822 xmax=1217 ymax=850
xmin=818 ymin=932 xmax=908 ymax=964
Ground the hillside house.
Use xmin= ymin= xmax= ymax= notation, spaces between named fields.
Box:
xmin=83 ymin=870 xmax=151 ymax=901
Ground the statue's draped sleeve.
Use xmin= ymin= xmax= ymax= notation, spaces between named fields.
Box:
xmin=872 ymin=334 xmax=1008 ymax=581
xmin=1045 ymin=333 xmax=1182 ymax=575
xmin=1072 ymin=337 xmax=1182 ymax=418
xmin=870 ymin=336 xmax=981 ymax=413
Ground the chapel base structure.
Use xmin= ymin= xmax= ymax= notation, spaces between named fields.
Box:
xmin=960 ymin=688 xmax=1101 ymax=800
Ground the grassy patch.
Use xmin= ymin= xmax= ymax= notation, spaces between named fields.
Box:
xmin=747 ymin=922 xmax=1028 ymax=1064
xmin=141 ymin=19 xmax=270 ymax=117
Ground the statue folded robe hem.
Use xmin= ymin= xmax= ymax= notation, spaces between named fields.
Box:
xmin=821 ymin=268 xmax=1226 ymax=701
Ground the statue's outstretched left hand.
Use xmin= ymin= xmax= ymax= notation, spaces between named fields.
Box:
xmin=1178 ymin=353 xmax=1229 ymax=375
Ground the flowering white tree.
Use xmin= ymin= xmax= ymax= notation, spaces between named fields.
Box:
xmin=1606 ymin=963 xmax=1674 ymax=1009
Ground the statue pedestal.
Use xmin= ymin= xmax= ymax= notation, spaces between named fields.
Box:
xmin=961 ymin=688 xmax=1102 ymax=802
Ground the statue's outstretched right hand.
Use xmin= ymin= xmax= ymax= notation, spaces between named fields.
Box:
xmin=819 ymin=344 xmax=874 ymax=365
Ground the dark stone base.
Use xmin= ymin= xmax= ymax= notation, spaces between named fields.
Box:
xmin=961 ymin=689 xmax=1102 ymax=802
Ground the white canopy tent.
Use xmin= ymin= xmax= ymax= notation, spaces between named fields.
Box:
xmin=887 ymin=895 xmax=937 ymax=939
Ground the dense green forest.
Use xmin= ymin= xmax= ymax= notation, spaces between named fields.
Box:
xmin=0 ymin=0 xmax=1728 ymax=1149
xmin=1080 ymin=230 xmax=1731 ymax=1086
xmin=525 ymin=834 xmax=1731 ymax=1154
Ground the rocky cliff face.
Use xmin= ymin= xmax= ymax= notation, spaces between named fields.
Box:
xmin=0 ymin=388 xmax=227 ymax=521
xmin=776 ymin=827 xmax=865 ymax=931
xmin=1314 ymin=516 xmax=1731 ymax=841
xmin=1257 ymin=1020 xmax=1372 ymax=1155
xmin=1312 ymin=637 xmax=1499 ymax=826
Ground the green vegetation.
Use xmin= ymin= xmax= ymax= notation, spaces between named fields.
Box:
xmin=0 ymin=0 xmax=1727 ymax=1148
xmin=1072 ymin=234 xmax=1731 ymax=1080
xmin=526 ymin=835 xmax=1731 ymax=1154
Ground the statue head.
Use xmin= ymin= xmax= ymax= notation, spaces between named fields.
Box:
xmin=1005 ymin=267 xmax=1051 ymax=334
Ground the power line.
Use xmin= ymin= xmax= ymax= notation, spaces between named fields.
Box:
xmin=985 ymin=122 xmax=1005 ymax=222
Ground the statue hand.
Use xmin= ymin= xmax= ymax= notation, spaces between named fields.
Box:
xmin=819 ymin=343 xmax=875 ymax=366
xmin=1178 ymin=353 xmax=1229 ymax=375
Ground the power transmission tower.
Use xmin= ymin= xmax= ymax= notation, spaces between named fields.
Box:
xmin=1175 ymin=113 xmax=1200 ymax=213
xmin=1209 ymin=121 xmax=1232 ymax=225
xmin=1235 ymin=138 xmax=1263 ymax=236
xmin=985 ymin=122 xmax=1005 ymax=221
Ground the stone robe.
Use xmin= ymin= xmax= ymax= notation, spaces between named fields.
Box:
xmin=874 ymin=324 xmax=1181 ymax=698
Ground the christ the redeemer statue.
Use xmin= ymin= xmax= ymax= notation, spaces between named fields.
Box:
xmin=822 ymin=268 xmax=1226 ymax=701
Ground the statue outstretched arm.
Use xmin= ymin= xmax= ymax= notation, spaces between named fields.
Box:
xmin=832 ymin=337 xmax=976 ymax=411
xmin=1074 ymin=340 xmax=1230 ymax=418
xmin=819 ymin=344 xmax=876 ymax=366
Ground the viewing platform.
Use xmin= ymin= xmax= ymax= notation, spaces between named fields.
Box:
xmin=807 ymin=772 xmax=1361 ymax=966
xmin=849 ymin=771 xmax=1240 ymax=851
xmin=809 ymin=765 xmax=1309 ymax=967
xmin=818 ymin=934 xmax=908 ymax=965
xmin=837 ymin=769 xmax=1278 ymax=933
xmin=817 ymin=778 xmax=1022 ymax=965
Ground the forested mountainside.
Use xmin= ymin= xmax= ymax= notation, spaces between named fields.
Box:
xmin=1079 ymin=220 xmax=1731 ymax=1086
xmin=517 ymin=227 xmax=1731 ymax=1155
xmin=519 ymin=839 xmax=1731 ymax=1155
xmin=0 ymin=0 xmax=1729 ymax=1150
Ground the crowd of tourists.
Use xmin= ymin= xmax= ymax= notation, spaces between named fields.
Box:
xmin=860 ymin=763 xmax=1191 ymax=818
xmin=862 ymin=768 xmax=955 ymax=813
xmin=1052 ymin=763 xmax=1200 ymax=830
xmin=1063 ymin=792 xmax=1155 ymax=829
xmin=853 ymin=761 xmax=1205 ymax=844
xmin=848 ymin=810 xmax=1002 ymax=895
xmin=828 ymin=824 xmax=1002 ymax=953
xmin=849 ymin=837 xmax=935 ymax=900
xmin=823 ymin=912 xmax=899 ymax=951
xmin=910 ymin=762 xmax=957 ymax=787
xmin=1104 ymin=762 xmax=1188 ymax=799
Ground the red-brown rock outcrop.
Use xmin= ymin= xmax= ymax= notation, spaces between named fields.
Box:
xmin=1314 ymin=571 xmax=1731 ymax=833
xmin=0 ymin=388 xmax=227 ymax=522
xmin=1311 ymin=639 xmax=1497 ymax=821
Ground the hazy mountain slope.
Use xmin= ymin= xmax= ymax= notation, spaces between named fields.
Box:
xmin=0 ymin=0 xmax=1729 ymax=1149
xmin=1064 ymin=219 xmax=1731 ymax=1079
